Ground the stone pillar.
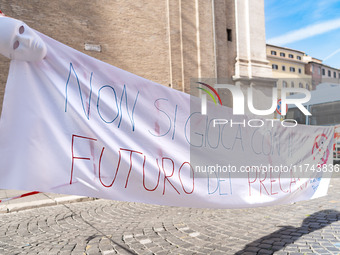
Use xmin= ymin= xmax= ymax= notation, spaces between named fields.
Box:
xmin=168 ymin=0 xmax=216 ymax=94
xmin=233 ymin=0 xmax=276 ymax=115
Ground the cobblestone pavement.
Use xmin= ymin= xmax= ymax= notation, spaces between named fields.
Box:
xmin=0 ymin=180 xmax=339 ymax=255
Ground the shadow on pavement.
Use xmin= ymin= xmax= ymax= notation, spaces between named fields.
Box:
xmin=235 ymin=209 xmax=340 ymax=255
xmin=62 ymin=203 xmax=138 ymax=255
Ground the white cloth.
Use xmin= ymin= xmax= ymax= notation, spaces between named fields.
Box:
xmin=0 ymin=31 xmax=334 ymax=208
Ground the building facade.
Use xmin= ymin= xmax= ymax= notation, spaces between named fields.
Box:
xmin=305 ymin=59 xmax=323 ymax=90
xmin=267 ymin=44 xmax=312 ymax=96
xmin=320 ymin=64 xmax=340 ymax=85
xmin=0 ymin=0 xmax=273 ymax=115
xmin=267 ymin=44 xmax=340 ymax=94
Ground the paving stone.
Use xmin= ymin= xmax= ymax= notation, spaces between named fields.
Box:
xmin=244 ymin=246 xmax=260 ymax=252
xmin=312 ymin=248 xmax=333 ymax=253
xmin=139 ymin=239 xmax=152 ymax=245
xmin=272 ymin=252 xmax=287 ymax=255
xmin=326 ymin=246 xmax=340 ymax=252
xmin=298 ymin=248 xmax=313 ymax=253
xmin=262 ymin=239 xmax=275 ymax=244
xmin=0 ymin=179 xmax=339 ymax=254
xmin=101 ymin=250 xmax=116 ymax=255
xmin=258 ymin=248 xmax=273 ymax=254
xmin=210 ymin=251 xmax=226 ymax=255
xmin=188 ymin=232 xmax=200 ymax=237
xmin=258 ymin=243 xmax=272 ymax=249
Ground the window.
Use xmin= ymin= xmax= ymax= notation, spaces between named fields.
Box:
xmin=334 ymin=71 xmax=337 ymax=78
xmin=291 ymin=82 xmax=295 ymax=88
xmin=328 ymin=70 xmax=331 ymax=77
xmin=272 ymin=64 xmax=278 ymax=70
xmin=298 ymin=68 xmax=302 ymax=74
xmin=299 ymin=83 xmax=303 ymax=88
xmin=271 ymin=51 xmax=277 ymax=55
xmin=318 ymin=67 xmax=321 ymax=75
xmin=280 ymin=52 xmax=285 ymax=57
xmin=297 ymin=56 xmax=302 ymax=60
xmin=282 ymin=65 xmax=286 ymax=71
xmin=289 ymin=54 xmax=294 ymax=58
xmin=282 ymin=81 xmax=287 ymax=88
xmin=227 ymin=29 xmax=232 ymax=42
xmin=306 ymin=83 xmax=310 ymax=90
xmin=322 ymin=69 xmax=325 ymax=75
xmin=290 ymin=67 xmax=295 ymax=72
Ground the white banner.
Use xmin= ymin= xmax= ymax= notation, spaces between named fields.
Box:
xmin=0 ymin=31 xmax=335 ymax=208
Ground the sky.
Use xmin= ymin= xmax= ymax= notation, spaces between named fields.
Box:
xmin=265 ymin=0 xmax=340 ymax=69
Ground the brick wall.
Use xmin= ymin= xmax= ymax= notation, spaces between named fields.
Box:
xmin=0 ymin=0 xmax=236 ymax=115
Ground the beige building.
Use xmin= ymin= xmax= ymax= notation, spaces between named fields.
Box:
xmin=267 ymin=44 xmax=340 ymax=94
xmin=266 ymin=44 xmax=311 ymax=95
xmin=0 ymin=0 xmax=274 ymax=115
